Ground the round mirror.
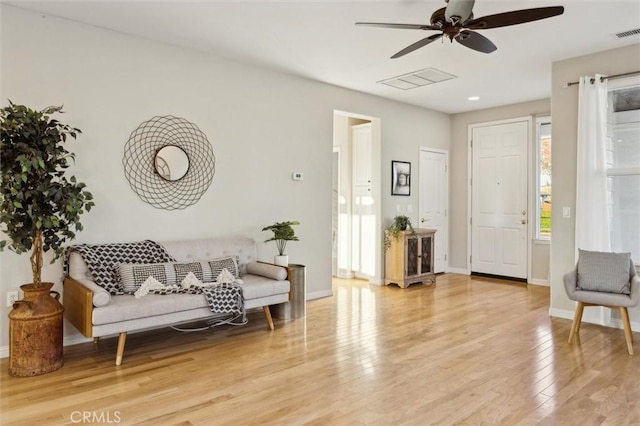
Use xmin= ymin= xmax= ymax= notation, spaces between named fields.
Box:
xmin=155 ymin=145 xmax=190 ymax=181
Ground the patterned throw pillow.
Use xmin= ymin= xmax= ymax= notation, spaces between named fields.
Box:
xmin=173 ymin=262 xmax=204 ymax=283
xmin=117 ymin=263 xmax=175 ymax=294
xmin=577 ymin=249 xmax=631 ymax=294
xmin=116 ymin=257 xmax=241 ymax=293
xmin=209 ymin=257 xmax=239 ymax=279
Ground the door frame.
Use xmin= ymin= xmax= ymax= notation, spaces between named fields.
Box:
xmin=333 ymin=110 xmax=382 ymax=284
xmin=466 ymin=116 xmax=533 ymax=279
xmin=419 ymin=147 xmax=449 ymax=273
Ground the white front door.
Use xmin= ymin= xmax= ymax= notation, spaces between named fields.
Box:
xmin=471 ymin=120 xmax=529 ymax=278
xmin=419 ymin=149 xmax=448 ymax=273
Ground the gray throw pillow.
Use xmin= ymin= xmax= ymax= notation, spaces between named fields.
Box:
xmin=577 ymin=249 xmax=631 ymax=294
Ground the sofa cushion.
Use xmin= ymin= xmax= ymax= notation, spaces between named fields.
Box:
xmin=240 ymin=274 xmax=290 ymax=300
xmin=93 ymin=273 xmax=291 ymax=326
xmin=577 ymin=249 xmax=631 ymax=294
xmin=94 ymin=293 xmax=208 ymax=325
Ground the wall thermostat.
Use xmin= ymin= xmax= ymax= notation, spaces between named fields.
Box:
xmin=292 ymin=172 xmax=303 ymax=181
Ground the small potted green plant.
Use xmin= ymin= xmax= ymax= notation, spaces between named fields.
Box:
xmin=262 ymin=220 xmax=300 ymax=266
xmin=383 ymin=215 xmax=415 ymax=252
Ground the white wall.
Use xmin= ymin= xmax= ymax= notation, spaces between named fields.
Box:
xmin=549 ymin=43 xmax=640 ymax=327
xmin=0 ymin=5 xmax=450 ymax=351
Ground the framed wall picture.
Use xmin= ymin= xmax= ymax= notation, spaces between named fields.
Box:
xmin=391 ymin=161 xmax=411 ymax=196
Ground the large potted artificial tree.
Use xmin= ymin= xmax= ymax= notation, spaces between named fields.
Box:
xmin=262 ymin=220 xmax=300 ymax=266
xmin=0 ymin=102 xmax=94 ymax=376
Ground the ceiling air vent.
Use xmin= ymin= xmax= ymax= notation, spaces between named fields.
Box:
xmin=378 ymin=67 xmax=457 ymax=90
xmin=615 ymin=28 xmax=640 ymax=38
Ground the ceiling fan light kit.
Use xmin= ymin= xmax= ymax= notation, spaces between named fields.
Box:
xmin=356 ymin=0 xmax=564 ymax=58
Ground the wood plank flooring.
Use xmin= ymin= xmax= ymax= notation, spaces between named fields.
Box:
xmin=2 ymin=274 xmax=639 ymax=425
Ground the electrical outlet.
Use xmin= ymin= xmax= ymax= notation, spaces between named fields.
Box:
xmin=7 ymin=291 xmax=19 ymax=307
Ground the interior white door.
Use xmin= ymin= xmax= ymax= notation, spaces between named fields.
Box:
xmin=471 ymin=121 xmax=528 ymax=278
xmin=351 ymin=123 xmax=374 ymax=279
xmin=419 ymin=149 xmax=447 ymax=273
xmin=352 ymin=124 xmax=372 ymax=187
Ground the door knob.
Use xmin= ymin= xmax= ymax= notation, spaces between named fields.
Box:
xmin=521 ymin=219 xmax=527 ymax=224
xmin=421 ymin=218 xmax=430 ymax=223
xmin=521 ymin=210 xmax=527 ymax=215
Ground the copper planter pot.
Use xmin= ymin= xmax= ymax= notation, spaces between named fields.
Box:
xmin=8 ymin=282 xmax=64 ymax=377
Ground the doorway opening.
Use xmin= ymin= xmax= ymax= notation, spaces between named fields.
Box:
xmin=332 ymin=111 xmax=382 ymax=284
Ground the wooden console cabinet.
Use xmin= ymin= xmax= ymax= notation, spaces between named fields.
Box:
xmin=384 ymin=228 xmax=436 ymax=288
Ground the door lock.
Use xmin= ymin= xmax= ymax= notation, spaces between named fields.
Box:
xmin=521 ymin=210 xmax=527 ymax=215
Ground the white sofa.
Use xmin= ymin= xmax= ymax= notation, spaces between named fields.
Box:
xmin=63 ymin=237 xmax=290 ymax=365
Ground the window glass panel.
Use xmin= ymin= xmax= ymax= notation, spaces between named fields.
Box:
xmin=607 ymin=81 xmax=640 ymax=264
xmin=608 ymin=174 xmax=640 ymax=262
xmin=537 ymin=119 xmax=551 ymax=239
xmin=609 ymin=110 xmax=640 ymax=169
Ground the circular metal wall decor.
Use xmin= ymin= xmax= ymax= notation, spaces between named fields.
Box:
xmin=123 ymin=115 xmax=215 ymax=210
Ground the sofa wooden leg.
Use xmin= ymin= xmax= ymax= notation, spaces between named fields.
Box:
xmin=115 ymin=332 xmax=127 ymax=366
xmin=568 ymin=302 xmax=584 ymax=344
xmin=263 ymin=306 xmax=274 ymax=330
xmin=620 ymin=307 xmax=634 ymax=355
xmin=93 ymin=337 xmax=100 ymax=344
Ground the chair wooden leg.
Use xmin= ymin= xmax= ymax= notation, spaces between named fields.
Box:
xmin=263 ymin=306 xmax=274 ymax=331
xmin=569 ymin=302 xmax=585 ymax=344
xmin=620 ymin=307 xmax=634 ymax=355
xmin=115 ymin=332 xmax=127 ymax=366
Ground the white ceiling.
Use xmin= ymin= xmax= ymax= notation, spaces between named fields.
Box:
xmin=5 ymin=0 xmax=640 ymax=114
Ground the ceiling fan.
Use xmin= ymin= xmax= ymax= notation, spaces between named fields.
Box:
xmin=356 ymin=0 xmax=564 ymax=58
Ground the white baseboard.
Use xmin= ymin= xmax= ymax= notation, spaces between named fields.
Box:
xmin=336 ymin=270 xmax=354 ymax=279
xmin=307 ymin=289 xmax=333 ymax=300
xmin=446 ymin=267 xmax=469 ymax=275
xmin=368 ymin=278 xmax=383 ymax=286
xmin=550 ymin=307 xmax=640 ymax=332
xmin=528 ymin=278 xmax=549 ymax=287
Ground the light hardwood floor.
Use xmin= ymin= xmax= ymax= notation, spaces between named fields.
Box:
xmin=2 ymin=274 xmax=639 ymax=425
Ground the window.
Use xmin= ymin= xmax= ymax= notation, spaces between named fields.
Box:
xmin=607 ymin=78 xmax=640 ymax=263
xmin=535 ymin=117 xmax=552 ymax=240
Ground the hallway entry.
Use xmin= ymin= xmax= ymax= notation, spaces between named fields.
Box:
xmin=332 ymin=111 xmax=382 ymax=284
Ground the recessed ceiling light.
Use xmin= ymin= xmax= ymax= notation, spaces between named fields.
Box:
xmin=468 ymin=96 xmax=480 ymax=101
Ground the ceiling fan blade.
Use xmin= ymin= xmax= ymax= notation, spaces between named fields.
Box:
xmin=391 ymin=33 xmax=443 ymax=59
xmin=464 ymin=6 xmax=564 ymax=30
xmin=355 ymin=22 xmax=441 ymax=31
xmin=455 ymin=30 xmax=497 ymax=53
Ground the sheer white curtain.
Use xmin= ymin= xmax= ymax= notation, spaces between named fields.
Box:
xmin=575 ymin=74 xmax=610 ymax=252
